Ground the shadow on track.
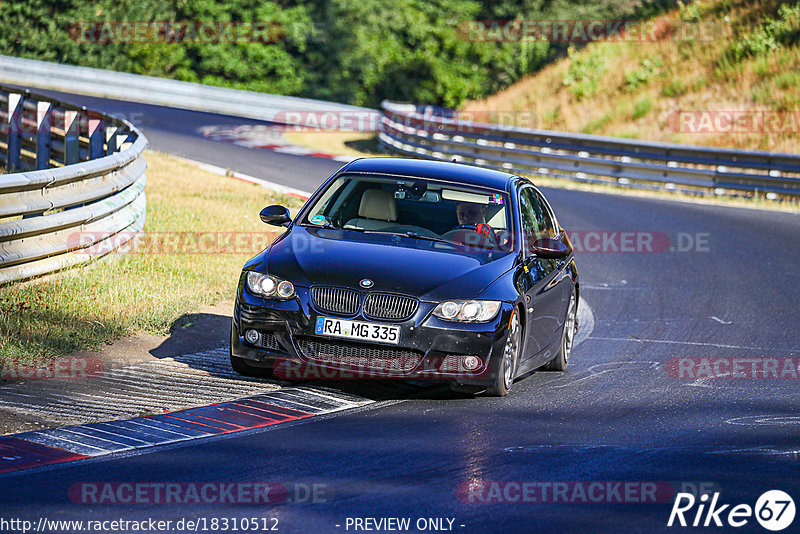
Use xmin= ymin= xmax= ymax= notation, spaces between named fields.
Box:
xmin=151 ymin=310 xmax=478 ymax=401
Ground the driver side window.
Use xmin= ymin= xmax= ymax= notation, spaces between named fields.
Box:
xmin=519 ymin=188 xmax=543 ymax=254
xmin=533 ymin=190 xmax=557 ymax=238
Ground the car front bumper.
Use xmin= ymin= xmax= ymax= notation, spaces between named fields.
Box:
xmin=230 ymin=280 xmax=515 ymax=385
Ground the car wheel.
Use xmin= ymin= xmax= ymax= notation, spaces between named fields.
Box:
xmin=542 ymin=292 xmax=577 ymax=372
xmin=230 ymin=355 xmax=274 ymax=378
xmin=486 ymin=310 xmax=521 ymax=396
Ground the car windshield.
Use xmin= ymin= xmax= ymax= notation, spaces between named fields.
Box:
xmin=302 ymin=173 xmax=513 ymax=252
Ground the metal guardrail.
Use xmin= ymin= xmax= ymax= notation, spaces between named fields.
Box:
xmin=379 ymin=101 xmax=800 ymax=197
xmin=0 ymin=84 xmax=147 ymax=284
xmin=0 ymin=55 xmax=375 ymax=127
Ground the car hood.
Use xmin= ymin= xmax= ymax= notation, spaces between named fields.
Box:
xmin=249 ymin=226 xmax=517 ymax=301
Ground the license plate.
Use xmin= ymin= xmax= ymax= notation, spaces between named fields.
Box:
xmin=315 ymin=316 xmax=400 ymax=345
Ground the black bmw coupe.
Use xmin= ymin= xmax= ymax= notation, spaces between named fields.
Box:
xmin=230 ymin=158 xmax=578 ymax=396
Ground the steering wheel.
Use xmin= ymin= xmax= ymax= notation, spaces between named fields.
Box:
xmin=441 ymin=224 xmax=498 ymax=249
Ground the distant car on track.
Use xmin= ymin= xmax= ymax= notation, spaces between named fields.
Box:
xmin=230 ymin=158 xmax=578 ymax=396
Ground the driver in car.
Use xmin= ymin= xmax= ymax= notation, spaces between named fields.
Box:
xmin=451 ymin=201 xmax=494 ymax=247
xmin=456 ymin=202 xmax=486 ymax=227
xmin=454 ymin=201 xmax=511 ymax=250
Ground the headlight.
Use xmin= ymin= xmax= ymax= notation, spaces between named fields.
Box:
xmin=432 ymin=300 xmax=501 ymax=322
xmin=246 ymin=271 xmax=295 ymax=299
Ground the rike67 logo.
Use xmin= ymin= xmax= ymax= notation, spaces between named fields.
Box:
xmin=668 ymin=490 xmax=795 ymax=531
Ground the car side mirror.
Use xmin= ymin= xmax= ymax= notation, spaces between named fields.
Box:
xmin=532 ymin=237 xmax=570 ymax=259
xmin=260 ymin=205 xmax=292 ymax=227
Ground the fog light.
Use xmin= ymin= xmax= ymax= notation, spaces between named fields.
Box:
xmin=462 ymin=355 xmax=481 ymax=371
xmin=244 ymin=329 xmax=261 ymax=345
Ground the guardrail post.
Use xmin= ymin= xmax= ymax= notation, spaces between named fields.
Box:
xmin=36 ymin=101 xmax=53 ymax=170
xmin=6 ymin=92 xmax=23 ymax=172
xmin=63 ymin=109 xmax=82 ymax=210
xmin=116 ymin=129 xmax=133 ymax=151
xmin=88 ymin=114 xmax=104 ymax=160
xmin=63 ymin=110 xmax=80 ymax=165
xmin=105 ymin=125 xmax=119 ymax=154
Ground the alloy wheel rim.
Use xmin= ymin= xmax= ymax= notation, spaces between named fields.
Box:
xmin=503 ymin=314 xmax=520 ymax=389
xmin=563 ymin=295 xmax=576 ymax=364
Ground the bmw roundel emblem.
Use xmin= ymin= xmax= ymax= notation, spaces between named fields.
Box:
xmin=360 ymin=279 xmax=374 ymax=288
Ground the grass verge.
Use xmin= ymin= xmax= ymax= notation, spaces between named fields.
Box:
xmin=0 ymin=151 xmax=305 ymax=362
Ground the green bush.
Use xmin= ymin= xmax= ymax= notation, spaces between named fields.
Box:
xmin=632 ymin=97 xmax=653 ymax=119
xmin=563 ymin=47 xmax=606 ymax=100
xmin=661 ymin=77 xmax=688 ymax=97
xmin=541 ymin=104 xmax=562 ymax=124
xmin=727 ymin=2 xmax=800 ymax=61
xmin=680 ymin=2 xmax=704 ymax=22
xmin=774 ymin=70 xmax=800 ymax=90
xmin=625 ymin=58 xmax=662 ymax=92
xmin=581 ymin=113 xmax=612 ymax=134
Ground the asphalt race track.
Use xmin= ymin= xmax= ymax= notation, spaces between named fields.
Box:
xmin=1 ymin=93 xmax=799 ymax=533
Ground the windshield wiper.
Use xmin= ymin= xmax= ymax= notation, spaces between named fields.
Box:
xmin=342 ymin=226 xmax=398 ymax=236
xmin=341 ymin=228 xmax=456 ymax=246
xmin=396 ymin=231 xmax=457 ymax=246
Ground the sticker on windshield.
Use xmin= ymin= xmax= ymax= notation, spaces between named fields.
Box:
xmin=491 ymin=194 xmax=503 ymax=204
xmin=394 ymin=190 xmax=406 ymax=199
xmin=310 ymin=215 xmax=326 ymax=224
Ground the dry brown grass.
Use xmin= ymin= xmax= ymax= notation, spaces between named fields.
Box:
xmin=463 ymin=0 xmax=800 ymax=153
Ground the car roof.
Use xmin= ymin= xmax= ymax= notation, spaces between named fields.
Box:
xmin=341 ymin=157 xmax=518 ymax=192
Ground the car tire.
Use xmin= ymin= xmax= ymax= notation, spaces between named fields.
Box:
xmin=230 ymin=355 xmax=274 ymax=378
xmin=542 ymin=292 xmax=577 ymax=372
xmin=486 ymin=310 xmax=521 ymax=397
